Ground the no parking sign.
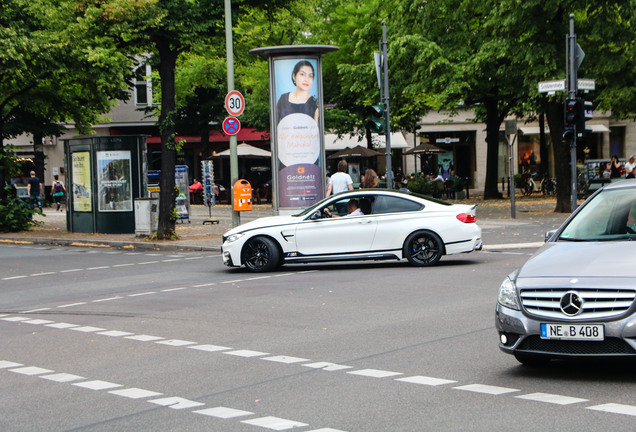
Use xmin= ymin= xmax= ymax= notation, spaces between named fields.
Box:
xmin=222 ymin=116 xmax=241 ymax=136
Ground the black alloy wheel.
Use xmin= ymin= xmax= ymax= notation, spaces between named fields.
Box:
xmin=403 ymin=231 xmax=444 ymax=266
xmin=242 ymin=236 xmax=280 ymax=272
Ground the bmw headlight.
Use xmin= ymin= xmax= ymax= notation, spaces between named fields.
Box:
xmin=498 ymin=278 xmax=520 ymax=310
xmin=224 ymin=233 xmax=245 ymax=244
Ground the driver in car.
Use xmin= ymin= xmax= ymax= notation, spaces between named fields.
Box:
xmin=324 ymin=199 xmax=363 ymax=218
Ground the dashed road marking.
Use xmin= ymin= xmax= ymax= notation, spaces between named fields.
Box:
xmin=109 ymin=388 xmax=163 ymax=399
xmin=262 ymin=355 xmax=309 ymax=364
xmin=124 ymin=334 xmax=163 ymax=342
xmin=395 ymin=376 xmax=457 ymax=386
xmin=155 ymin=339 xmax=197 ymax=347
xmin=454 ymin=384 xmax=519 ymax=395
xmin=58 ymin=302 xmax=86 ymax=308
xmin=188 ymin=344 xmax=232 ymax=352
xmin=241 ymin=416 xmax=308 ymax=430
xmin=347 ymin=369 xmax=402 ymax=379
xmin=23 ymin=319 xmax=54 ymax=325
xmin=73 ymin=380 xmax=122 ymax=390
xmin=516 ymin=392 xmax=588 ymax=405
xmin=10 ymin=366 xmax=54 ymax=376
xmin=69 ymin=326 xmax=105 ymax=333
xmin=194 ymin=406 xmax=254 ymax=419
xmin=41 ymin=373 xmax=85 ymax=383
xmin=128 ymin=291 xmax=156 ymax=297
xmin=587 ymin=403 xmax=636 ymax=416
xmin=302 ymin=362 xmax=352 ymax=372
xmin=224 ymin=349 xmax=269 ymax=358
xmin=149 ymin=396 xmax=205 ymax=410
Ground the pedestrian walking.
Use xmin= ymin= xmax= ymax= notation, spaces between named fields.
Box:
xmin=51 ymin=174 xmax=66 ymax=211
xmin=27 ymin=171 xmax=42 ymax=210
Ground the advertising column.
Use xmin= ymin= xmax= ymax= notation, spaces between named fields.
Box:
xmin=250 ymin=45 xmax=338 ymax=214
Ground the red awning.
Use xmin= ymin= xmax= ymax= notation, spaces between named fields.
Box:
xmin=146 ymin=128 xmax=270 ymax=144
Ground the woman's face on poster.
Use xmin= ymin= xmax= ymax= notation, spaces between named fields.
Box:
xmin=294 ymin=65 xmax=314 ymax=91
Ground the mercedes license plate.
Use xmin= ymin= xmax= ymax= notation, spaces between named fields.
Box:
xmin=540 ymin=323 xmax=604 ymax=341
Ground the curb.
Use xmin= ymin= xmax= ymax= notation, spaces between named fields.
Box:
xmin=0 ymin=237 xmax=221 ymax=252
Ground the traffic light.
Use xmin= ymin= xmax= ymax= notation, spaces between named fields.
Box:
xmin=565 ymin=98 xmax=585 ymax=136
xmin=367 ymin=103 xmax=385 ymax=134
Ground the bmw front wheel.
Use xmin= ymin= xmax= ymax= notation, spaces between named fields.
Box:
xmin=241 ymin=237 xmax=280 ymax=272
xmin=403 ymin=231 xmax=443 ymax=266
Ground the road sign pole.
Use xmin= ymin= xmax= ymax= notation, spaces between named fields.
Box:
xmin=568 ymin=14 xmax=578 ymax=213
xmin=225 ymin=0 xmax=239 ymax=226
xmin=381 ymin=21 xmax=393 ymax=189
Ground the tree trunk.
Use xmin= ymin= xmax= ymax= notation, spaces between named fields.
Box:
xmin=483 ymin=96 xmax=503 ymax=199
xmin=156 ymin=37 xmax=179 ymax=239
xmin=545 ymin=100 xmax=571 ymax=213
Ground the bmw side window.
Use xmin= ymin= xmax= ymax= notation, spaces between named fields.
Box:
xmin=372 ymin=196 xmax=423 ymax=214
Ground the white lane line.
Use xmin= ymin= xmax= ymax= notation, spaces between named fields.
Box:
xmin=161 ymin=287 xmax=187 ymax=292
xmin=184 ymin=256 xmax=204 ymax=260
xmin=273 ymin=273 xmax=293 ymax=277
xmin=302 ymin=362 xmax=352 ymax=372
xmin=112 ymin=263 xmax=135 ymax=268
xmin=155 ymin=339 xmax=197 ymax=347
xmin=45 ymin=322 xmax=79 ymax=329
xmin=167 ymin=255 xmax=185 ymax=258
xmin=86 ymin=266 xmax=110 ymax=270
xmin=241 ymin=416 xmax=308 ymax=430
xmin=395 ymin=376 xmax=457 ymax=386
xmin=161 ymin=259 xmax=181 ymax=263
xmin=298 ymin=270 xmax=318 ymax=274
xmin=244 ymin=276 xmax=271 ymax=281
xmin=224 ymin=350 xmax=269 ymax=358
xmin=0 ymin=361 xmax=23 ymax=369
xmin=2 ymin=316 xmax=30 ymax=322
xmin=73 ymin=380 xmax=122 ymax=391
xmin=194 ymin=406 xmax=254 ymax=419
xmin=188 ymin=344 xmax=232 ymax=352
xmin=2 ymin=275 xmax=27 ymax=280
xmin=221 ymin=279 xmax=244 ymax=284
xmin=262 ymin=355 xmax=310 ymax=364
xmin=191 ymin=283 xmax=216 ymax=287
xmin=109 ymin=388 xmax=163 ymax=399
xmin=10 ymin=366 xmax=54 ymax=376
xmin=23 ymin=319 xmax=54 ymax=325
xmin=40 ymin=373 xmax=85 ymax=383
xmin=124 ymin=252 xmax=142 ymax=255
xmin=21 ymin=308 xmax=52 ymax=313
xmin=125 ymin=335 xmax=164 ymax=342
xmin=69 ymin=326 xmax=105 ymax=333
xmin=58 ymin=302 xmax=86 ymax=308
xmin=516 ymin=392 xmax=588 ymax=405
xmin=587 ymin=403 xmax=636 ymax=416
xmin=128 ymin=291 xmax=156 ymax=297
xmin=148 ymin=396 xmax=205 ymax=410
xmin=138 ymin=261 xmax=159 ymax=265
xmin=59 ymin=268 xmax=83 ymax=273
xmin=29 ymin=272 xmax=56 ymax=277
xmin=97 ymin=330 xmax=134 ymax=337
xmin=454 ymin=384 xmax=519 ymax=395
xmin=93 ymin=296 xmax=123 ymax=303
xmin=144 ymin=253 xmax=161 ymax=256
xmin=347 ymin=369 xmax=403 ymax=379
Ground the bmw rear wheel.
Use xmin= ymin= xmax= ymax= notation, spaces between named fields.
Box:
xmin=241 ymin=237 xmax=280 ymax=272
xmin=403 ymin=231 xmax=444 ymax=266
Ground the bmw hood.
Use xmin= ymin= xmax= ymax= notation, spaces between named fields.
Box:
xmin=517 ymin=241 xmax=636 ymax=279
xmin=223 ymin=214 xmax=299 ymax=236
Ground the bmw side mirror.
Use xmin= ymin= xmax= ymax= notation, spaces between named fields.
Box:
xmin=545 ymin=230 xmax=557 ymax=242
xmin=309 ymin=210 xmax=322 ymax=221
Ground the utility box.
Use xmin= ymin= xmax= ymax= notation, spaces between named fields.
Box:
xmin=233 ymin=179 xmax=253 ymax=211
xmin=134 ymin=197 xmax=159 ymax=236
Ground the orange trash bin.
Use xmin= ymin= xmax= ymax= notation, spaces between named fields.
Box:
xmin=233 ymin=179 xmax=253 ymax=211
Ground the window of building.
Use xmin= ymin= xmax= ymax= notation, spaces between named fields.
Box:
xmin=134 ymin=64 xmax=152 ymax=106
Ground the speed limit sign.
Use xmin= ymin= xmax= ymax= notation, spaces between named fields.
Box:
xmin=225 ymin=90 xmax=245 ymax=117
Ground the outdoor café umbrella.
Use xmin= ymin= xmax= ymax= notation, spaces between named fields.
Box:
xmin=402 ymin=142 xmax=446 ymax=155
xmin=328 ymin=145 xmax=381 ymax=159
xmin=211 ymin=142 xmax=271 ymax=158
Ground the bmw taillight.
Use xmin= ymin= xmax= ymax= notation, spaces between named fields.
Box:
xmin=456 ymin=213 xmax=476 ymax=223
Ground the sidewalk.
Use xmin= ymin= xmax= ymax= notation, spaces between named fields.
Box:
xmin=0 ymin=194 xmax=570 ymax=252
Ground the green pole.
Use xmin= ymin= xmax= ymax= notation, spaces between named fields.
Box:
xmin=225 ymin=0 xmax=240 ymax=227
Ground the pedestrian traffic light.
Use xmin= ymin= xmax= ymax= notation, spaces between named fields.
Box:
xmin=565 ymin=98 xmax=585 ymax=136
xmin=367 ymin=103 xmax=385 ymax=134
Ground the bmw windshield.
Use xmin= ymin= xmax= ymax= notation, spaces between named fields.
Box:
xmin=559 ymin=187 xmax=636 ymax=241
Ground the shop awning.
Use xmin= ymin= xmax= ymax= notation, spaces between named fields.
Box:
xmin=516 ymin=124 xmax=610 ymax=135
xmin=324 ymin=132 xmax=408 ymax=151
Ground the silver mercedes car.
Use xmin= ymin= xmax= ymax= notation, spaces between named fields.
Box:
xmin=496 ymin=179 xmax=636 ymax=365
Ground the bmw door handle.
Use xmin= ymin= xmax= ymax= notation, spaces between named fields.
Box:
xmin=358 ymin=219 xmax=371 ymax=224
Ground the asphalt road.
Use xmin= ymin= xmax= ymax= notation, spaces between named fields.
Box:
xmin=1 ymin=243 xmax=635 ymax=431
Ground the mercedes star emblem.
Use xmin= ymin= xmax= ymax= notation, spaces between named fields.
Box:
xmin=560 ymin=291 xmax=584 ymax=316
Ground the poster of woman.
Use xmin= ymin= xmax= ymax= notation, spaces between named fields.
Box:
xmin=273 ymin=58 xmax=322 ymax=208
xmin=97 ymin=150 xmax=132 ymax=212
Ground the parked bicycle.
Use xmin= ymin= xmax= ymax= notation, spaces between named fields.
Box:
xmin=518 ymin=171 xmax=535 ymax=196
xmin=538 ymin=171 xmax=556 ymax=196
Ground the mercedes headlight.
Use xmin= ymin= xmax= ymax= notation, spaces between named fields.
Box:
xmin=498 ymin=277 xmax=520 ymax=310
xmin=224 ymin=233 xmax=245 ymax=244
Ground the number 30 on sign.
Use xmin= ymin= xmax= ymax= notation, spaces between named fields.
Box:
xmin=225 ymin=90 xmax=245 ymax=117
